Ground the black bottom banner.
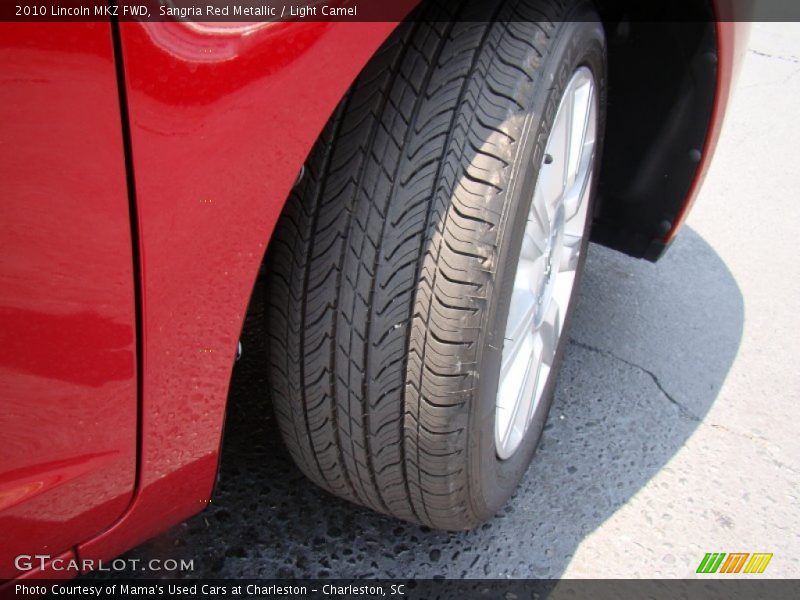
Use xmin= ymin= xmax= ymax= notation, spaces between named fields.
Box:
xmin=4 ymin=579 xmax=800 ymax=600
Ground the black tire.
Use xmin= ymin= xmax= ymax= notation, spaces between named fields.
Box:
xmin=265 ymin=0 xmax=606 ymax=529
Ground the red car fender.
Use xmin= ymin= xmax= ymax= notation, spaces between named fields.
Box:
xmin=77 ymin=18 xmax=410 ymax=567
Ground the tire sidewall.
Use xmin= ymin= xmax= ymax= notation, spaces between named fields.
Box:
xmin=467 ymin=12 xmax=608 ymax=523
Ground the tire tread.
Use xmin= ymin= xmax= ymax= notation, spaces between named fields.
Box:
xmin=266 ymin=0 xmax=570 ymax=528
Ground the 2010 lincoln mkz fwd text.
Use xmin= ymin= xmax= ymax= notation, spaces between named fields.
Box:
xmin=0 ymin=0 xmax=749 ymax=581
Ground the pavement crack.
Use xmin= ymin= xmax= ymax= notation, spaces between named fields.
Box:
xmin=569 ymin=340 xmax=800 ymax=477
xmin=569 ymin=338 xmax=701 ymax=422
xmin=749 ymin=48 xmax=800 ymax=64
xmin=707 ymin=422 xmax=766 ymax=444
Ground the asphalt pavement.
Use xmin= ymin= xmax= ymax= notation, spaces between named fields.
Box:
xmin=105 ymin=22 xmax=800 ymax=579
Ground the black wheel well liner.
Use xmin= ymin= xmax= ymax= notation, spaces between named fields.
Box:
xmin=592 ymin=1 xmax=718 ymax=260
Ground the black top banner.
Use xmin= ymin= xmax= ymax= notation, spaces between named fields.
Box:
xmin=2 ymin=0 xmax=800 ymax=22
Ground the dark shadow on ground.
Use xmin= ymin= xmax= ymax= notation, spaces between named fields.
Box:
xmin=108 ymin=225 xmax=743 ymax=579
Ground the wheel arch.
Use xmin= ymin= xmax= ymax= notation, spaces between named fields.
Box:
xmin=591 ymin=0 xmax=746 ymax=260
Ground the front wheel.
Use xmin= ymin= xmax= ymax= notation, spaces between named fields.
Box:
xmin=265 ymin=0 xmax=606 ymax=530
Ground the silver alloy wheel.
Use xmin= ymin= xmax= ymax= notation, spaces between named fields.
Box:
xmin=495 ymin=66 xmax=598 ymax=460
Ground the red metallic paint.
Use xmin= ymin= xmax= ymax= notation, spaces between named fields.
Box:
xmin=0 ymin=549 xmax=76 ymax=590
xmin=77 ymin=18 xmax=410 ymax=569
xmin=0 ymin=23 xmax=137 ymax=579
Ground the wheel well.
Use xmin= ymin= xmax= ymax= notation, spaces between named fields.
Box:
xmin=270 ymin=1 xmax=719 ymax=262
xmin=593 ymin=1 xmax=718 ymax=260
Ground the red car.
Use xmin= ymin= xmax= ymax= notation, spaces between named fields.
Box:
xmin=0 ymin=0 xmax=748 ymax=581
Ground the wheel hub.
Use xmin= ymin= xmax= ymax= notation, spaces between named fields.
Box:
xmin=534 ymin=203 xmax=565 ymax=329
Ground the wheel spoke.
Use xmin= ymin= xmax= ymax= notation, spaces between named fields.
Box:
xmin=562 ymin=85 xmax=575 ymax=191
xmin=523 ymin=228 xmax=547 ymax=256
xmin=560 ymin=232 xmax=582 ymax=273
xmin=564 ymin=82 xmax=595 ymax=222
xmin=530 ymin=180 xmax=553 ymax=236
xmin=497 ymin=328 xmax=537 ymax=447
xmin=549 ymin=269 xmax=574 ymax=334
xmin=566 ymin=78 xmax=593 ymax=192
xmin=564 ymin=165 xmax=593 ymax=231
xmin=501 ymin=290 xmax=537 ymax=379
xmin=496 ymin=66 xmax=597 ymax=460
xmin=537 ymin=301 xmax=561 ymax=369
xmin=539 ymin=104 xmax=569 ymax=212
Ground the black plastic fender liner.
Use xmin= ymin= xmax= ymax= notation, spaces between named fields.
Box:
xmin=591 ymin=2 xmax=718 ymax=260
